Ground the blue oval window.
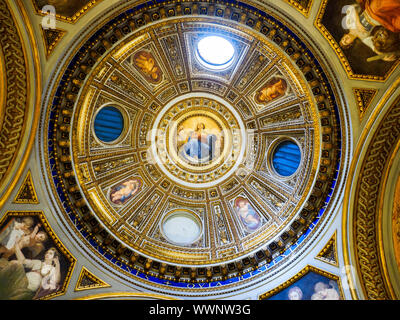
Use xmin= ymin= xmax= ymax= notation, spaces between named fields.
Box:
xmin=272 ymin=140 xmax=301 ymax=177
xmin=94 ymin=106 xmax=124 ymax=143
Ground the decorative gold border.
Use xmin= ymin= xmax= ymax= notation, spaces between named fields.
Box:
xmin=314 ymin=0 xmax=400 ymax=82
xmin=376 ymin=137 xmax=400 ymax=299
xmin=13 ymin=169 xmax=39 ymax=204
xmin=342 ymin=77 xmax=400 ymax=300
xmin=74 ymin=292 xmax=180 ymax=300
xmin=0 ymin=211 xmax=76 ymax=300
xmin=315 ymin=231 xmax=339 ymax=267
xmin=0 ymin=0 xmax=42 ymax=209
xmin=0 ymin=44 xmax=5 ymax=128
xmin=391 ymin=173 xmax=400 ymax=277
xmin=31 ymin=0 xmax=102 ymax=24
xmin=68 ymin=17 xmax=323 ymax=266
xmin=258 ymin=265 xmax=344 ymax=300
xmin=74 ymin=266 xmax=111 ymax=291
xmin=283 ymin=0 xmax=314 ymax=17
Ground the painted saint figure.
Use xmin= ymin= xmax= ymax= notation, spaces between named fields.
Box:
xmin=234 ymin=197 xmax=262 ymax=232
xmin=0 ymin=244 xmax=61 ymax=300
xmin=110 ymin=178 xmax=142 ymax=205
xmin=179 ymin=123 xmax=218 ymax=162
xmin=0 ymin=217 xmax=48 ymax=260
xmin=130 ymin=50 xmax=162 ymax=83
xmin=340 ymin=1 xmax=400 ymax=62
xmin=255 ymin=77 xmax=288 ymax=104
xmin=310 ymin=281 xmax=340 ymax=300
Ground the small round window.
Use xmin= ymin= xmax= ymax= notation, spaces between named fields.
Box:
xmin=162 ymin=212 xmax=202 ymax=246
xmin=196 ymin=36 xmax=235 ymax=70
xmin=94 ymin=106 xmax=124 ymax=143
xmin=272 ymin=140 xmax=301 ymax=177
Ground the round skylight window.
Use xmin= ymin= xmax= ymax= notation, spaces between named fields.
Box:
xmin=162 ymin=211 xmax=202 ymax=246
xmin=197 ymin=36 xmax=235 ymax=69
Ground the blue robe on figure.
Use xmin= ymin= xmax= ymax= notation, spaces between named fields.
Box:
xmin=184 ymin=133 xmax=216 ymax=161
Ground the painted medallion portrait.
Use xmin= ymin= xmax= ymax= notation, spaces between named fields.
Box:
xmin=175 ymin=116 xmax=224 ymax=165
xmin=0 ymin=213 xmax=74 ymax=300
xmin=110 ymin=177 xmax=142 ymax=205
xmin=318 ymin=0 xmax=400 ymax=79
xmin=255 ymin=77 xmax=288 ymax=104
xmin=264 ymin=268 xmax=342 ymax=300
xmin=234 ymin=197 xmax=262 ymax=232
xmin=129 ymin=50 xmax=163 ymax=84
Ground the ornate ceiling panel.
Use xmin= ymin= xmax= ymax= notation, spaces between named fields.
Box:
xmin=33 ymin=0 xmax=102 ymax=23
xmin=315 ymin=0 xmax=400 ymax=81
xmin=37 ymin=0 xmax=350 ymax=297
xmin=346 ymin=94 xmax=400 ymax=300
xmin=0 ymin=0 xmax=41 ymax=208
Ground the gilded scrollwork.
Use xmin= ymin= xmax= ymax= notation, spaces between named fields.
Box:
xmin=351 ymin=96 xmax=400 ymax=299
xmin=0 ymin=0 xmax=28 ymax=194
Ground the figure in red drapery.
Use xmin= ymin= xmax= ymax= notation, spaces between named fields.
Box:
xmin=357 ymin=0 xmax=400 ymax=33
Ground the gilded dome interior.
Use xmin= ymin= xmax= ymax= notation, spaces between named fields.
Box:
xmin=0 ymin=0 xmax=400 ymax=302
xmin=42 ymin=0 xmax=342 ymax=293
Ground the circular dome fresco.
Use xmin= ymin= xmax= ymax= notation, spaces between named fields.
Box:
xmin=40 ymin=0 xmax=347 ymax=297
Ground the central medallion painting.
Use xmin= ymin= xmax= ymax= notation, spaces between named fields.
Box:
xmin=152 ymin=96 xmax=244 ymax=187
xmin=176 ymin=115 xmax=222 ymax=164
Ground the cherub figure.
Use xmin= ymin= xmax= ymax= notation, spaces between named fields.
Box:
xmin=0 ymin=220 xmax=47 ymax=260
xmin=0 ymin=217 xmax=34 ymax=257
xmin=132 ymin=51 xmax=162 ymax=82
xmin=311 ymin=281 xmax=340 ymax=300
xmin=110 ymin=178 xmax=142 ymax=205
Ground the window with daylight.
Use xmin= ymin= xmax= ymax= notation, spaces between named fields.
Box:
xmin=196 ymin=35 xmax=235 ymax=70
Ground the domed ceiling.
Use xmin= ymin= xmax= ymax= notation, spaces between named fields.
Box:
xmin=38 ymin=0 xmax=347 ymax=297
xmin=0 ymin=0 xmax=397 ymax=301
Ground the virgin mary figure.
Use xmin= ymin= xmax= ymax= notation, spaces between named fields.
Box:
xmin=180 ymin=123 xmax=217 ymax=162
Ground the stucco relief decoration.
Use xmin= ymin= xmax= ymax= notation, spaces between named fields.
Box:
xmin=393 ymin=175 xmax=400 ymax=274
